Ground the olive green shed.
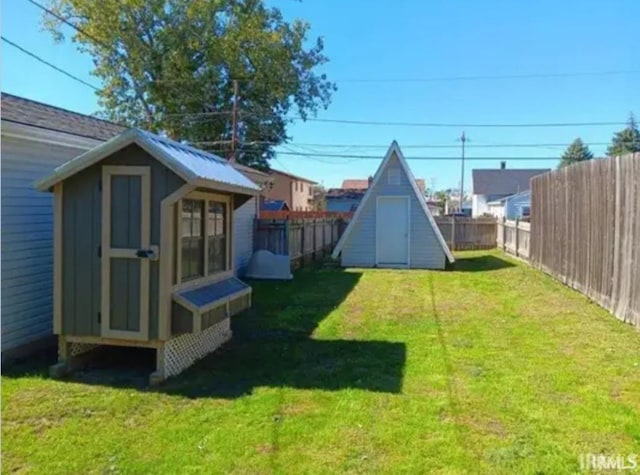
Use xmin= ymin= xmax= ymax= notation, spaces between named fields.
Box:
xmin=36 ymin=129 xmax=260 ymax=383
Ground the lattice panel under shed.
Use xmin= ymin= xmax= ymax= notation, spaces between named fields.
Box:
xmin=67 ymin=341 xmax=99 ymax=358
xmin=161 ymin=317 xmax=232 ymax=379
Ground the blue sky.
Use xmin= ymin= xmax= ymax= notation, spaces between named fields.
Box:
xmin=2 ymin=0 xmax=639 ymax=191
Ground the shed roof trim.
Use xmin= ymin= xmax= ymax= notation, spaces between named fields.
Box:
xmin=331 ymin=141 xmax=454 ymax=263
xmin=35 ymin=128 xmax=261 ymax=194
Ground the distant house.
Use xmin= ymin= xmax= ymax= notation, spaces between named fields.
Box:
xmin=444 ymin=198 xmax=472 ymax=216
xmin=471 ymin=162 xmax=548 ymax=217
xmin=261 ymin=199 xmax=290 ymax=211
xmin=332 ymin=141 xmax=453 ymax=269
xmin=487 ymin=190 xmax=531 ymax=220
xmin=0 ymin=93 xmax=266 ymax=359
xmin=325 ymin=188 xmax=366 ymax=212
xmin=426 ymin=200 xmax=442 ymax=217
xmin=328 ymin=176 xmax=427 ymax=212
xmin=265 ymin=169 xmax=317 ymax=211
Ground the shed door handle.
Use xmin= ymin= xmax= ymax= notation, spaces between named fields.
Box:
xmin=136 ymin=249 xmax=154 ymax=258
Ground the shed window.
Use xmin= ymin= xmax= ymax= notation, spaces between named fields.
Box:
xmin=179 ymin=197 xmax=230 ymax=283
xmin=181 ymin=200 xmax=204 ymax=281
xmin=388 ymin=169 xmax=401 ymax=185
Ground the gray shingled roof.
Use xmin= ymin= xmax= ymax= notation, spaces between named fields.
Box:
xmin=472 ymin=168 xmax=549 ymax=195
xmin=1 ymin=92 xmax=125 ymax=141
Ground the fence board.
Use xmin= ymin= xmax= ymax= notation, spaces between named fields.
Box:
xmin=254 ymin=218 xmax=347 ymax=269
xmin=434 ymin=217 xmax=497 ymax=250
xmin=530 ymin=153 xmax=640 ymax=328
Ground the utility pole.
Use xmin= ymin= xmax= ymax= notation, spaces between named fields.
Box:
xmin=459 ymin=131 xmax=467 ymax=212
xmin=230 ymin=79 xmax=239 ymax=162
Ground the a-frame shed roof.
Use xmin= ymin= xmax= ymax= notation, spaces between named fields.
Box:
xmin=332 ymin=141 xmax=454 ymax=263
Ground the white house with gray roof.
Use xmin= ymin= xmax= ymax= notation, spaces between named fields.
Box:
xmin=471 ymin=163 xmax=549 ymax=217
xmin=0 ymin=93 xmax=264 ymax=359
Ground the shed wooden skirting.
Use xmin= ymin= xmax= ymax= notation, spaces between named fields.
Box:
xmin=530 ymin=153 xmax=640 ymax=329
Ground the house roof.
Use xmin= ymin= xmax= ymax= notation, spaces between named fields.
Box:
xmin=342 ymin=177 xmax=426 ymax=194
xmin=472 ymin=168 xmax=549 ymax=195
xmin=1 ymin=92 xmax=126 ymax=141
xmin=341 ymin=179 xmax=370 ymax=189
xmin=35 ymin=128 xmax=260 ymax=195
xmin=261 ymin=199 xmax=289 ymax=211
xmin=326 ymin=188 xmax=367 ymax=199
xmin=332 ymin=141 xmax=454 ymax=263
xmin=270 ymin=168 xmax=317 ymax=184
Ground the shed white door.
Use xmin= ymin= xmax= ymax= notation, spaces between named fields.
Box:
xmin=101 ymin=166 xmax=153 ymax=341
xmin=376 ymin=196 xmax=409 ymax=266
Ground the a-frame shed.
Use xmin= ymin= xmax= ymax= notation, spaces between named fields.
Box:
xmin=332 ymin=141 xmax=453 ymax=269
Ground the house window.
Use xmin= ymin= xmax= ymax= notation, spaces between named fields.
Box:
xmin=207 ymin=201 xmax=227 ymax=274
xmin=179 ymin=196 xmax=229 ymax=282
xmin=388 ymin=168 xmax=401 ymax=185
xmin=181 ymin=199 xmax=204 ymax=281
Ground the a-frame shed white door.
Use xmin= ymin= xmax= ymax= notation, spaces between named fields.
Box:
xmin=376 ymin=196 xmax=409 ymax=266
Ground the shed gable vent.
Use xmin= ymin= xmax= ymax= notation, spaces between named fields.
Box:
xmin=388 ymin=168 xmax=401 ymax=185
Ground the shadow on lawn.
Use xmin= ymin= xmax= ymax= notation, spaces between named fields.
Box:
xmin=453 ymin=254 xmax=515 ymax=272
xmin=4 ymin=264 xmax=406 ymax=398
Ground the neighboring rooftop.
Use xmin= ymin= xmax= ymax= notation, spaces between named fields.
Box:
xmin=342 ymin=177 xmax=426 ymax=194
xmin=261 ymin=199 xmax=290 ymax=211
xmin=1 ymin=92 xmax=126 ymax=141
xmin=326 ymin=188 xmax=367 ymax=199
xmin=270 ymin=167 xmax=317 ymax=184
xmin=472 ymin=168 xmax=549 ymax=195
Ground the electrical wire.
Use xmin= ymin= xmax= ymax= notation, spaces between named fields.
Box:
xmin=2 ymin=36 xmax=100 ymax=90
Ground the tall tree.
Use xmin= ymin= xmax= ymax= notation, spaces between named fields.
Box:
xmin=558 ymin=138 xmax=594 ymax=168
xmin=43 ymin=0 xmax=336 ymax=169
xmin=607 ymin=113 xmax=640 ymax=157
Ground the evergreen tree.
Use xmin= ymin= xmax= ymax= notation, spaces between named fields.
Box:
xmin=558 ymin=138 xmax=594 ymax=168
xmin=607 ymin=113 xmax=640 ymax=157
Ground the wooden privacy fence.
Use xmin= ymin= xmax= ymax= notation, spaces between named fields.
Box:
xmin=434 ymin=217 xmax=497 ymax=250
xmin=254 ymin=218 xmax=347 ymax=269
xmin=530 ymin=153 xmax=640 ymax=328
xmin=497 ymin=218 xmax=531 ymax=259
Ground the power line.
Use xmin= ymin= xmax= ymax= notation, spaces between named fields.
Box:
xmin=334 ymin=70 xmax=640 ymax=83
xmin=297 ymin=117 xmax=627 ymax=128
xmin=256 ymin=141 xmax=610 ymax=149
xmin=246 ymin=150 xmax=561 ymax=161
xmin=2 ymin=36 xmax=99 ymax=90
xmin=26 ymin=0 xmax=109 ymax=48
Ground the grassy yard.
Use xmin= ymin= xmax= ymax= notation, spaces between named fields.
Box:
xmin=2 ymin=251 xmax=639 ymax=474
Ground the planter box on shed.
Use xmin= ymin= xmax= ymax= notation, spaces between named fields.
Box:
xmin=35 ymin=128 xmax=260 ymax=383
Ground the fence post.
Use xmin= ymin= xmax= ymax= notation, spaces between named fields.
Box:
xmin=313 ymin=218 xmax=317 ymax=260
xmin=284 ymin=219 xmax=291 ymax=258
xmin=300 ymin=219 xmax=306 ymax=266
xmin=451 ymin=214 xmax=456 ymax=251
xmin=502 ymin=216 xmax=507 ymax=251
xmin=515 ymin=217 xmax=520 ymax=257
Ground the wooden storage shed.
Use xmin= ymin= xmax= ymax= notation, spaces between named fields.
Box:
xmin=332 ymin=141 xmax=454 ymax=269
xmin=35 ymin=128 xmax=261 ymax=383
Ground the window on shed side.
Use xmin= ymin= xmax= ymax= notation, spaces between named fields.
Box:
xmin=388 ymin=168 xmax=401 ymax=185
xmin=181 ymin=199 xmax=204 ymax=281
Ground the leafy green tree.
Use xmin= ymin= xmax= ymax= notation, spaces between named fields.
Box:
xmin=558 ymin=138 xmax=594 ymax=168
xmin=607 ymin=113 xmax=640 ymax=157
xmin=44 ymin=0 xmax=335 ymax=169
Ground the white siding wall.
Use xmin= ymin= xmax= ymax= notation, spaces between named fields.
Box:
xmin=233 ymin=197 xmax=256 ymax=276
xmin=1 ymin=136 xmax=88 ymax=352
xmin=472 ymin=194 xmax=489 ymax=217
xmin=341 ymin=154 xmax=445 ymax=269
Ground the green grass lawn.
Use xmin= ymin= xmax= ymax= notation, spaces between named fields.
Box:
xmin=3 ymin=250 xmax=639 ymax=474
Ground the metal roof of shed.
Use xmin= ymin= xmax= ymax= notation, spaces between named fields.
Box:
xmin=35 ymin=128 xmax=261 ymax=195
